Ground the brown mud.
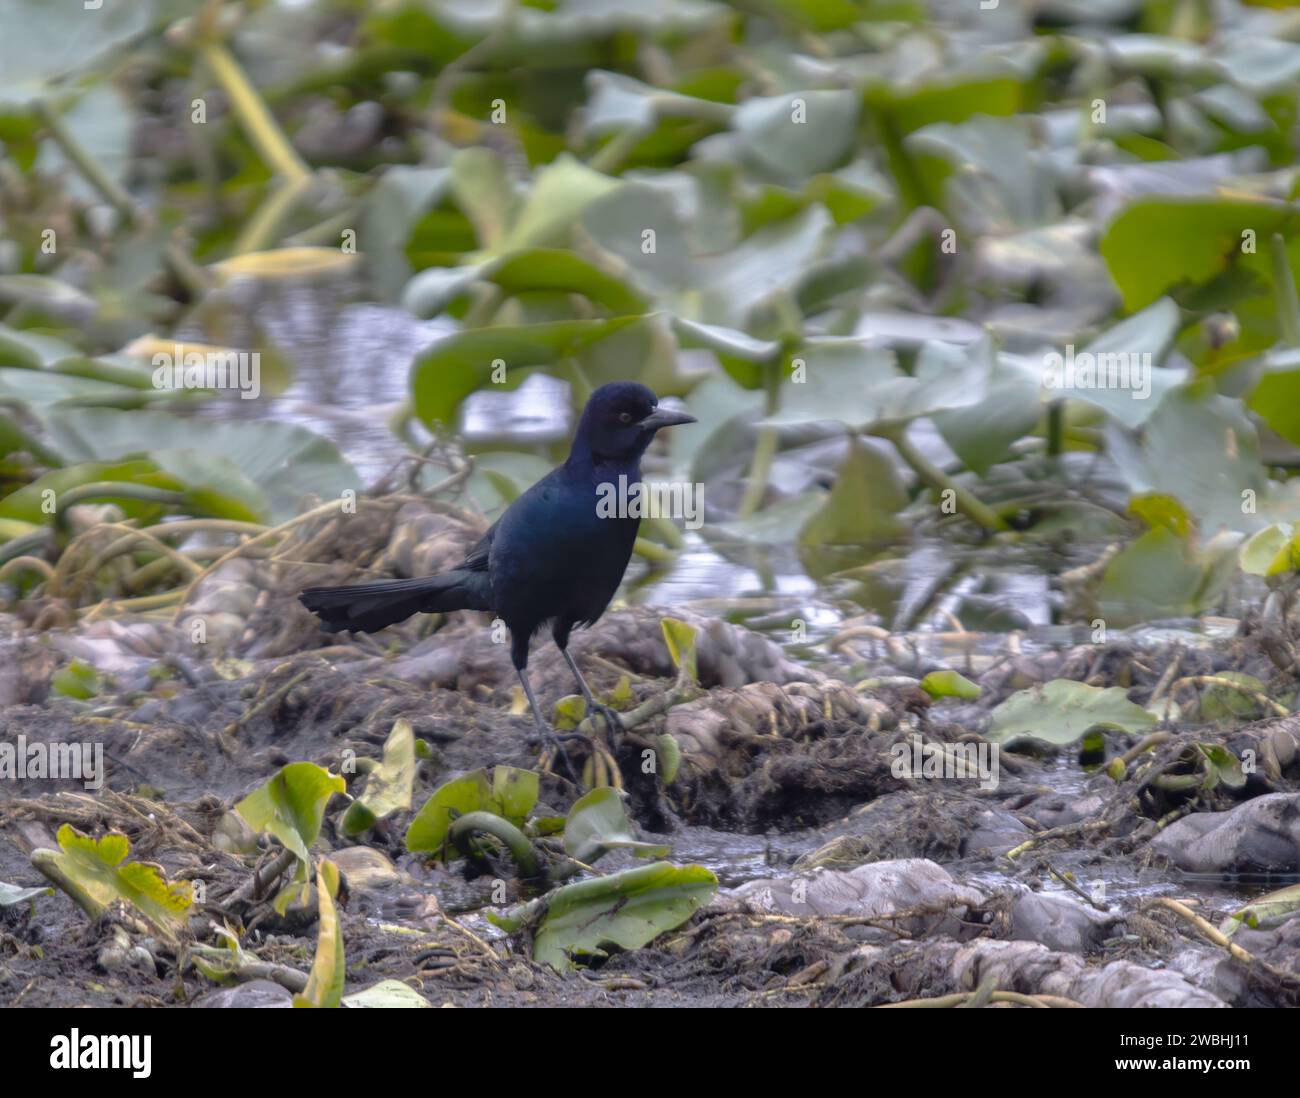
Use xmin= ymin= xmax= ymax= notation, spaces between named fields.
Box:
xmin=3 ymin=502 xmax=1300 ymax=1007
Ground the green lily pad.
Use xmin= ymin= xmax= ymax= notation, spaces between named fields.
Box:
xmin=0 ymin=0 xmax=150 ymax=107
xmin=489 ymin=862 xmax=717 ymax=971
xmin=1099 ymin=197 xmax=1292 ymax=312
xmin=731 ymin=90 xmax=859 ymax=181
xmin=986 ymin=679 xmax=1157 ymax=746
xmin=799 ymin=436 xmax=908 ymax=549
xmin=410 ymin=317 xmax=639 ymax=428
xmin=42 ymin=408 xmax=360 ymax=524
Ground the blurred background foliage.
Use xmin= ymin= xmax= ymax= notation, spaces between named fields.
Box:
xmin=6 ymin=0 xmax=1300 ymax=638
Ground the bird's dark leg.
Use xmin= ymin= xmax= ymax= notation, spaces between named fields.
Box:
xmin=512 ymin=634 xmax=579 ymax=786
xmin=559 ymin=646 xmax=624 ymax=735
xmin=552 ymin=623 xmax=622 ymax=788
xmin=552 ymin=620 xmax=623 ymax=735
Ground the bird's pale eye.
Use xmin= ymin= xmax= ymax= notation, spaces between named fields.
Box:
xmin=618 ymin=412 xmax=633 ymax=424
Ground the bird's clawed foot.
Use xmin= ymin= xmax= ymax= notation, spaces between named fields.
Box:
xmin=532 ymin=728 xmax=581 ymax=787
xmin=588 ymin=702 xmax=623 ymax=736
xmin=536 ymin=727 xmax=622 ymax=790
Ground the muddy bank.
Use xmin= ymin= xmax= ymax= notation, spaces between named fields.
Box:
xmin=3 ymin=505 xmax=1300 ymax=1007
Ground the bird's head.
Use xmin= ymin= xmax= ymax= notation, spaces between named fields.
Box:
xmin=570 ymin=381 xmax=696 ymax=463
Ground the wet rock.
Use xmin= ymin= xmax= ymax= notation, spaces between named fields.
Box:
xmin=1150 ymin=793 xmax=1300 ymax=874
xmin=1006 ymin=886 xmax=1123 ymax=953
xmin=331 ymin=846 xmax=411 ymax=891
xmin=1205 ymin=916 xmax=1300 ymax=1006
xmin=965 ymin=806 xmax=1033 ymax=857
xmin=820 ymin=937 xmax=1226 ymax=1008
xmin=1171 ymin=915 xmax=1300 ymax=1007
xmin=726 ymin=858 xmax=984 ymax=940
xmin=191 ymin=979 xmax=294 ymax=1008
xmin=1021 ymin=791 xmax=1106 ymax=830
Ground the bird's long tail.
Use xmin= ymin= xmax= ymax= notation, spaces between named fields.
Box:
xmin=299 ymin=570 xmax=491 ymax=633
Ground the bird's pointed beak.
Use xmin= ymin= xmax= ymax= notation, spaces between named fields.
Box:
xmin=638 ymin=405 xmax=697 ymax=431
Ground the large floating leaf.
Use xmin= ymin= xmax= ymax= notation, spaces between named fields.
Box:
xmin=765 ymin=337 xmax=995 ymax=430
xmin=986 ymin=679 xmax=1157 ymax=746
xmin=932 ymin=351 xmax=1042 ymax=476
xmin=1247 ymin=346 xmax=1300 ymax=446
xmin=406 ymin=249 xmax=647 ymax=318
xmin=494 ymin=154 xmax=619 ymax=256
xmin=42 ymin=408 xmax=360 ymax=523
xmin=730 ymin=90 xmax=859 ymax=180
xmin=360 ymin=165 xmax=451 ymax=300
xmin=489 ymin=862 xmax=717 ymax=972
xmin=799 ymin=435 xmax=908 ymax=549
xmin=1126 ymin=379 xmax=1265 ymax=536
xmin=906 ymin=114 xmax=1057 ymax=231
xmin=0 ymin=0 xmax=151 ymax=106
xmin=410 ymin=317 xmax=639 ymax=427
xmin=1098 ymin=525 xmax=1238 ymax=627
xmin=1061 ymin=297 xmax=1184 ymax=429
xmin=1099 ymin=197 xmax=1293 ymax=312
xmin=449 ymin=146 xmax=516 ymax=253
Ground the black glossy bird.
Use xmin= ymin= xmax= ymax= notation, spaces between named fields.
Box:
xmin=299 ymin=381 xmax=695 ymax=773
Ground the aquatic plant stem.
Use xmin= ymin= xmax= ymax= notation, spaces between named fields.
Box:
xmin=36 ymin=99 xmax=139 ymax=227
xmin=172 ymin=496 xmax=353 ymax=618
xmin=737 ymin=425 xmax=779 ymax=520
xmin=1270 ymin=232 xmax=1300 ymax=347
xmin=199 ymin=42 xmax=310 ymax=182
xmin=448 ymin=812 xmax=540 ymax=878
xmin=876 ymin=426 xmax=1007 ymax=532
xmin=1147 ymin=897 xmax=1300 ymax=987
xmin=231 ymin=175 xmax=313 ymax=255
xmin=0 ymin=556 xmax=55 ymax=585
xmin=878 ymin=990 xmax=1082 ymax=1008
xmin=633 ymin=535 xmax=674 ymax=564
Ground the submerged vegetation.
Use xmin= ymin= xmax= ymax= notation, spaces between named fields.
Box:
xmin=4 ymin=0 xmax=1300 ymax=1010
